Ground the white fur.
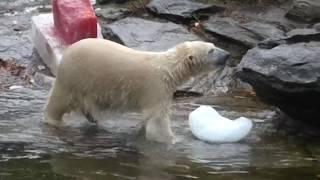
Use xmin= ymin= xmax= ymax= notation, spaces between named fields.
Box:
xmin=44 ymin=39 xmax=225 ymax=144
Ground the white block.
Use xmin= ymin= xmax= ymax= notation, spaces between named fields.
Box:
xmin=31 ymin=13 xmax=103 ymax=76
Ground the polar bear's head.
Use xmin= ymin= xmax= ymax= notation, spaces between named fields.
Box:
xmin=164 ymin=41 xmax=230 ymax=86
xmin=159 ymin=41 xmax=230 ymax=85
xmin=172 ymin=41 xmax=230 ymax=77
xmin=184 ymin=41 xmax=230 ymax=69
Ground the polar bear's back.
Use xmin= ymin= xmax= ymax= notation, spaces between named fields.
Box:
xmin=60 ymin=38 xmax=151 ymax=72
xmin=55 ymin=38 xmax=166 ymax=110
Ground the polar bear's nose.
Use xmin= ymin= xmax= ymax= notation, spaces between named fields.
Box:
xmin=214 ymin=48 xmax=230 ymax=65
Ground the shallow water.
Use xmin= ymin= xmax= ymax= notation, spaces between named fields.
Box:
xmin=1 ymin=88 xmax=320 ymax=180
xmin=1 ymin=0 xmax=320 ymax=179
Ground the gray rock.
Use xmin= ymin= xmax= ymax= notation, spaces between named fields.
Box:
xmin=0 ymin=88 xmax=48 ymax=126
xmin=95 ymin=5 xmax=128 ymax=21
xmin=103 ymin=17 xmax=200 ymax=51
xmin=233 ymin=4 xmax=308 ymax=33
xmin=33 ymin=72 xmax=55 ymax=90
xmin=181 ymin=67 xmax=244 ymax=95
xmin=97 ymin=0 xmax=128 ymax=4
xmin=238 ymin=41 xmax=320 ymax=125
xmin=146 ymin=0 xmax=224 ymax=23
xmin=313 ymin=23 xmax=320 ymax=31
xmin=258 ymin=28 xmax=320 ymax=48
xmin=0 ymin=0 xmax=44 ymax=13
xmin=203 ymin=17 xmax=285 ymax=48
xmin=0 ymin=35 xmax=33 ymax=62
xmin=203 ymin=17 xmax=259 ymax=48
xmin=286 ymin=0 xmax=320 ymax=22
xmin=286 ymin=28 xmax=319 ymax=37
xmin=242 ymin=21 xmax=285 ymax=40
xmin=0 ymin=14 xmax=34 ymax=62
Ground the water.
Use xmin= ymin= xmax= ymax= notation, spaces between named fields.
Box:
xmin=1 ymin=0 xmax=319 ymax=179
xmin=0 ymin=88 xmax=319 ymax=180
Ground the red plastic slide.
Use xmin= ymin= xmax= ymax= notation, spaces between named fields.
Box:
xmin=52 ymin=0 xmax=97 ymax=44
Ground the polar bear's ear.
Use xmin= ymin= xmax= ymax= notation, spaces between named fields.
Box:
xmin=183 ymin=55 xmax=195 ymax=69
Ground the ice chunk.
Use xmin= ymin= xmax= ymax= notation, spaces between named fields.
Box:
xmin=189 ymin=106 xmax=253 ymax=143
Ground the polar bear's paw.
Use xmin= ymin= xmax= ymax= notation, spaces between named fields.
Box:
xmin=145 ymin=126 xmax=175 ymax=144
xmin=146 ymin=133 xmax=175 ymax=144
xmin=43 ymin=114 xmax=63 ymax=127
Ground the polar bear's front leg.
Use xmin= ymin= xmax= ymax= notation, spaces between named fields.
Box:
xmin=44 ymin=84 xmax=69 ymax=126
xmin=144 ymin=106 xmax=175 ymax=144
xmin=44 ymin=98 xmax=66 ymax=127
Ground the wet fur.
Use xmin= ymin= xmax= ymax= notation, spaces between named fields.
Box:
xmin=44 ymin=39 xmax=222 ymax=143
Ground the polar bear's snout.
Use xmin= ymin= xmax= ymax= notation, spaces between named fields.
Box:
xmin=210 ymin=47 xmax=230 ymax=66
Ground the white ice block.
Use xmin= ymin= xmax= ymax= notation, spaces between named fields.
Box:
xmin=31 ymin=13 xmax=103 ymax=76
xmin=189 ymin=106 xmax=253 ymax=143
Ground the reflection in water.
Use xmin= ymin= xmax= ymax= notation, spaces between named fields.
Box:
xmin=1 ymin=89 xmax=320 ymax=179
xmin=1 ymin=0 xmax=320 ymax=178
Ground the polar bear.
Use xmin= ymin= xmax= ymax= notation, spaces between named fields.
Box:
xmin=44 ymin=39 xmax=230 ymax=144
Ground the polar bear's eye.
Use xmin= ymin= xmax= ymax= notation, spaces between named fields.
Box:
xmin=208 ymin=49 xmax=214 ymax=54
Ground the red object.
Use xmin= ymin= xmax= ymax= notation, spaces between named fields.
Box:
xmin=52 ymin=0 xmax=97 ymax=44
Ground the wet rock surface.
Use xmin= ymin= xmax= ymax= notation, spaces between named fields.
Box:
xmin=0 ymin=15 xmax=35 ymax=62
xmin=95 ymin=4 xmax=129 ymax=22
xmin=97 ymin=0 xmax=128 ymax=5
xmin=238 ymin=41 xmax=320 ymax=125
xmin=230 ymin=2 xmax=306 ymax=31
xmin=180 ymin=67 xmax=245 ymax=95
xmin=203 ymin=17 xmax=285 ymax=48
xmin=259 ymin=27 xmax=320 ymax=48
xmin=103 ymin=17 xmax=200 ymax=51
xmin=286 ymin=0 xmax=320 ymax=22
xmin=146 ymin=0 xmax=224 ymax=23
